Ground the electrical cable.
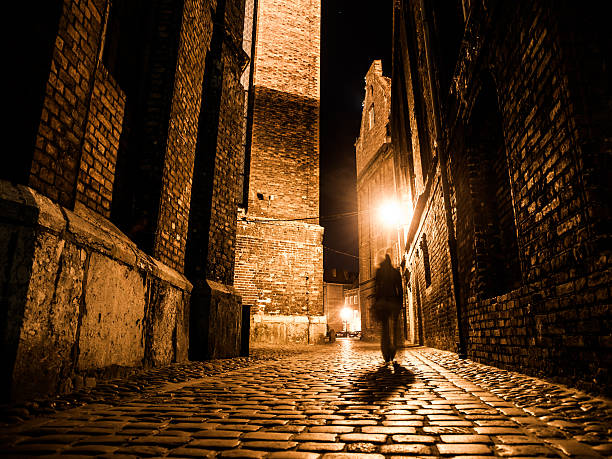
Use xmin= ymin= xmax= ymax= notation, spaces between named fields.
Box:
xmin=323 ymin=245 xmax=359 ymax=259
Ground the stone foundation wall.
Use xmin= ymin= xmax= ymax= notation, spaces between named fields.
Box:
xmin=250 ymin=314 xmax=326 ymax=345
xmin=0 ymin=182 xmax=191 ymax=400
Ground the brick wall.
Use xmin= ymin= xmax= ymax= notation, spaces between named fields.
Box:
xmin=406 ymin=173 xmax=457 ymax=351
xmin=246 ymin=0 xmax=320 ymax=217
xmin=253 ymin=0 xmax=319 ymax=100
xmin=247 ymin=87 xmax=319 ymax=219
xmin=29 ymin=0 xmax=107 ymax=208
xmin=395 ymin=0 xmax=611 ymax=392
xmin=456 ymin=2 xmax=611 ymax=389
xmin=236 ymin=215 xmax=323 ymax=316
xmin=186 ymin=0 xmax=247 ymax=287
xmin=76 ymin=65 xmax=125 ymax=217
xmin=356 ymin=61 xmax=392 ymax=176
xmin=234 ymin=0 xmax=323 ymax=342
xmin=151 ymin=0 xmax=213 ymax=271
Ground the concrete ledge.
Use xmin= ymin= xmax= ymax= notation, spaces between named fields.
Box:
xmin=0 ymin=183 xmax=191 ymax=293
xmin=0 ymin=181 xmax=192 ymax=400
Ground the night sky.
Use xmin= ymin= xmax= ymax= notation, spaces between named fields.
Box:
xmin=320 ymin=0 xmax=393 ymax=273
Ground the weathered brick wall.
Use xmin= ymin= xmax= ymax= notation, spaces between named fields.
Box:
xmin=153 ymin=0 xmax=214 ymax=272
xmin=234 ymin=0 xmax=323 ymax=342
xmin=247 ymin=87 xmax=319 ymax=219
xmin=1 ymin=0 xmax=253 ymax=397
xmin=246 ymin=0 xmax=320 ymax=218
xmin=396 ymin=0 xmax=611 ymax=392
xmin=186 ymin=0 xmax=247 ymax=360
xmin=30 ymin=0 xmax=107 ymax=208
xmin=76 ymin=65 xmax=125 ymax=217
xmin=454 ymin=2 xmax=611 ymax=389
xmin=204 ymin=23 xmax=247 ymax=286
xmin=235 ymin=215 xmax=323 ymax=316
xmin=406 ymin=173 xmax=457 ymax=351
xmin=555 ymin=4 xmax=612 ymax=251
xmin=253 ymin=0 xmax=319 ymax=100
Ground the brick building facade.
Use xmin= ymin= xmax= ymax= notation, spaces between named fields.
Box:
xmin=323 ymin=269 xmax=358 ymax=335
xmin=356 ymin=61 xmax=409 ymax=341
xmin=392 ymin=0 xmax=611 ymax=392
xmin=234 ymin=0 xmax=325 ymax=344
xmin=1 ymin=0 xmax=248 ymax=400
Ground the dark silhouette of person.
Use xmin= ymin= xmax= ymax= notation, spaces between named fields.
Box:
xmin=373 ymin=254 xmax=403 ymax=365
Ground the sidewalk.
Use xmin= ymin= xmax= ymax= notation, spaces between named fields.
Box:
xmin=0 ymin=340 xmax=610 ymax=457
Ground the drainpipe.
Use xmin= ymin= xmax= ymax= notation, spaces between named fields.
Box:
xmin=418 ymin=0 xmax=466 ymax=358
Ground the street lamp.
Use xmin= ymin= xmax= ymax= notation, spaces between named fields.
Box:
xmin=378 ymin=200 xmax=401 ymax=228
xmin=377 ymin=199 xmax=412 ymax=265
xmin=340 ymin=307 xmax=351 ymax=332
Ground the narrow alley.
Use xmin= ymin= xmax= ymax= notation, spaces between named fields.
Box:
xmin=1 ymin=341 xmax=610 ymax=457
xmin=2 ymin=0 xmax=611 ymax=457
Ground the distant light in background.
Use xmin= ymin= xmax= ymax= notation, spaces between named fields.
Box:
xmin=340 ymin=307 xmax=352 ymax=322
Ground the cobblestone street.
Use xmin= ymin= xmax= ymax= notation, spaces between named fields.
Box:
xmin=1 ymin=340 xmax=610 ymax=458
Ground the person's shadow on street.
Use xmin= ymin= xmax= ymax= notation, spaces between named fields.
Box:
xmin=352 ymin=362 xmax=415 ymax=403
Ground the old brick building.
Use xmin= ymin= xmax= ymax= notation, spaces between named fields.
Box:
xmin=323 ymin=269 xmax=358 ymax=335
xmin=356 ymin=61 xmax=410 ymax=341
xmin=234 ymin=0 xmax=325 ymax=344
xmin=392 ymin=0 xmax=611 ymax=391
xmin=1 ymin=0 xmax=248 ymax=400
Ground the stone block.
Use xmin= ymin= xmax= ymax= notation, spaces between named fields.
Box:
xmin=250 ymin=314 xmax=327 ymax=345
xmin=77 ymin=252 xmax=146 ymax=370
xmin=11 ymin=233 xmax=82 ymax=399
xmin=190 ymin=280 xmax=242 ymax=360
xmin=146 ymin=279 xmax=180 ymax=366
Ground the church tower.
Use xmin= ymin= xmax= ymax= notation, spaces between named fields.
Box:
xmin=235 ymin=0 xmax=325 ymax=344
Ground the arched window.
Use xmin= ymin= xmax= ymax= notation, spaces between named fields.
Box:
xmin=368 ymin=104 xmax=375 ymax=130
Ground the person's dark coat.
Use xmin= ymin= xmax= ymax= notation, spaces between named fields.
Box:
xmin=373 ymin=254 xmax=402 ymax=320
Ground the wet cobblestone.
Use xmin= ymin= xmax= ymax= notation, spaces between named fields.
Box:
xmin=0 ymin=341 xmax=610 ymax=457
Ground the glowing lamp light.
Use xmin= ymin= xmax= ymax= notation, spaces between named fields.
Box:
xmin=378 ymin=200 xmax=401 ymax=227
xmin=340 ymin=307 xmax=352 ymax=322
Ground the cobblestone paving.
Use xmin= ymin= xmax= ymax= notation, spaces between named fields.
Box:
xmin=0 ymin=340 xmax=610 ymax=458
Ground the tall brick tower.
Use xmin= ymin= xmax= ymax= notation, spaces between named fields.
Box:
xmin=235 ymin=0 xmax=325 ymax=344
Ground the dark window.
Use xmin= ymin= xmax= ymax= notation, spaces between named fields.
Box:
xmin=421 ymin=234 xmax=431 ymax=288
xmin=468 ymin=74 xmax=521 ymax=297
